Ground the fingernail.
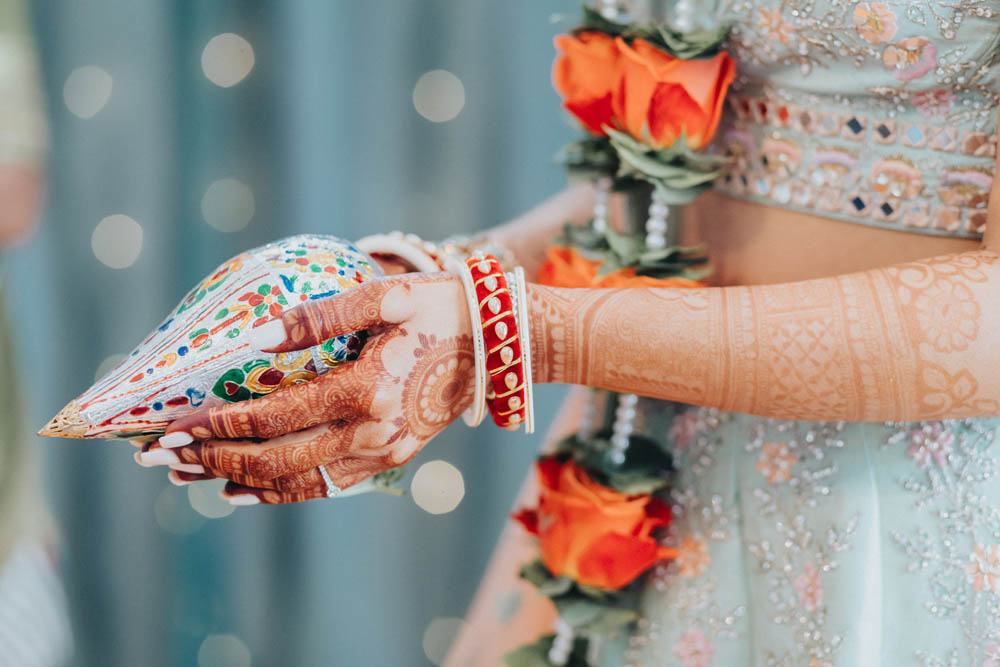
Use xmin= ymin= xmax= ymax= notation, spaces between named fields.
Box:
xmin=167 ymin=471 xmax=193 ymax=486
xmin=159 ymin=431 xmax=193 ymax=448
xmin=249 ymin=319 xmax=287 ymax=351
xmin=138 ymin=449 xmax=180 ymax=467
xmin=226 ymin=494 xmax=260 ymax=506
xmin=128 ymin=438 xmax=148 ymax=448
xmin=168 ymin=462 xmax=204 ymax=474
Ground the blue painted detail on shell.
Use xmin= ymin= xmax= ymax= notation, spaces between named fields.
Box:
xmin=185 ymin=388 xmax=205 ymax=407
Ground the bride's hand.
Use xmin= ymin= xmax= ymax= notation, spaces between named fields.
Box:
xmin=137 ymin=273 xmax=476 ymax=504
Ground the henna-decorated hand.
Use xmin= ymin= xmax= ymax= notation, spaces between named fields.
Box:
xmin=136 ymin=273 xmax=476 ymax=504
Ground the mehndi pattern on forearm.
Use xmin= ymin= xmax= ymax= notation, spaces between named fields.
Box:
xmin=530 ymin=249 xmax=1000 ymax=422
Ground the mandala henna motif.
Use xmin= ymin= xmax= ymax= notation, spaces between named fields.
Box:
xmin=395 ymin=333 xmax=476 ymax=441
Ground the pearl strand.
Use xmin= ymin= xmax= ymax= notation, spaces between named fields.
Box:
xmin=671 ymin=0 xmax=695 ymax=31
xmin=548 ymin=617 xmax=575 ymax=665
xmin=609 ymin=393 xmax=639 ymax=465
xmin=598 ymin=0 xmax=620 ymax=20
xmin=644 ymin=187 xmax=669 ymax=250
xmin=591 ymin=175 xmax=612 ymax=234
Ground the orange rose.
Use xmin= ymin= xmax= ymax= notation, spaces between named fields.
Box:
xmin=514 ymin=458 xmax=677 ymax=590
xmin=613 ymin=38 xmax=734 ymax=150
xmin=538 ymin=245 xmax=706 ymax=289
xmin=552 ymin=32 xmax=619 ymax=135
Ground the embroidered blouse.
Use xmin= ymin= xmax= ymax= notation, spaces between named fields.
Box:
xmin=707 ymin=0 xmax=1000 ymax=238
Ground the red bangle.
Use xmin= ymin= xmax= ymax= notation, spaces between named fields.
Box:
xmin=466 ymin=254 xmax=528 ymax=430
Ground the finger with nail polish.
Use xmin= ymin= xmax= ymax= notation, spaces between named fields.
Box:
xmin=167 ymin=470 xmax=212 ymax=486
xmin=137 ymin=448 xmax=180 ymax=467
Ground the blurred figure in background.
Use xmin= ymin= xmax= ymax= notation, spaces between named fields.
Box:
xmin=0 ymin=0 xmax=72 ymax=663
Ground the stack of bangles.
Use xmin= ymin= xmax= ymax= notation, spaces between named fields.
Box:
xmin=355 ymin=232 xmax=535 ymax=434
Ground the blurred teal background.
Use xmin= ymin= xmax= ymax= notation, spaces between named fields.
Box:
xmin=6 ymin=1 xmax=579 ymax=665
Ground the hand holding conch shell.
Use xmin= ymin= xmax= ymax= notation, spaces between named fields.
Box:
xmin=140 ymin=272 xmax=477 ymax=504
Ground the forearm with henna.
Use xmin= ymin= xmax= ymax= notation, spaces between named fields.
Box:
xmin=528 ymin=248 xmax=1000 ymax=422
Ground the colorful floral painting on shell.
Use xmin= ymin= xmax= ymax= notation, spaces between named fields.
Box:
xmin=44 ymin=234 xmax=380 ymax=439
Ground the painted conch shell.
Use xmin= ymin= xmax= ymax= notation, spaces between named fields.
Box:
xmin=41 ymin=234 xmax=381 ymax=439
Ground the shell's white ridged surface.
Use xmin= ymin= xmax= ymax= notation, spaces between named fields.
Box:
xmin=46 ymin=235 xmax=381 ymax=438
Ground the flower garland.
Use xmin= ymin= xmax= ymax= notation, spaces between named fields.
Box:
xmin=505 ymin=6 xmax=733 ymax=666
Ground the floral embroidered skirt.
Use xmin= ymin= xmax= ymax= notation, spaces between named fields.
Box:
xmin=590 ymin=399 xmax=1000 ymax=667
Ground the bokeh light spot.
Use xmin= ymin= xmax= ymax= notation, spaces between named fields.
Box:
xmin=201 ymin=34 xmax=255 ymax=87
xmin=197 ymin=634 xmax=251 ymax=667
xmin=422 ymin=617 xmax=466 ymax=665
xmin=411 ymin=460 xmax=464 ymax=515
xmin=63 ymin=66 xmax=112 ymax=119
xmin=94 ymin=353 xmax=127 ymax=382
xmin=154 ymin=485 xmax=206 ymax=536
xmin=91 ymin=215 xmax=143 ymax=269
xmin=201 ymin=179 xmax=255 ymax=232
xmin=412 ymin=70 xmax=465 ymax=123
xmin=188 ymin=479 xmax=236 ymax=519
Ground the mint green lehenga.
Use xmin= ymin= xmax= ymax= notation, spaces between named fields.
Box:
xmin=574 ymin=1 xmax=1000 ymax=665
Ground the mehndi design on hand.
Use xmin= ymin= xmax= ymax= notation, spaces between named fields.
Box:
xmin=141 ymin=273 xmax=476 ymax=504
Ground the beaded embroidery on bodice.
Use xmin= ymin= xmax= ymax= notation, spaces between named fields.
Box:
xmin=706 ymin=0 xmax=1000 ymax=238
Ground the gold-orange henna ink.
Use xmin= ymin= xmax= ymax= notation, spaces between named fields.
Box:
xmin=528 ymin=249 xmax=1000 ymax=421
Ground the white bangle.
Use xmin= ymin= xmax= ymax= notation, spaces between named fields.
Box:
xmin=355 ymin=233 xmax=443 ymax=273
xmin=444 ymin=254 xmax=488 ymax=427
xmin=508 ymin=267 xmax=535 ymax=434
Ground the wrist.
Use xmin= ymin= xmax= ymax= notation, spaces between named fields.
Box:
xmin=526 ymin=282 xmax=575 ymax=386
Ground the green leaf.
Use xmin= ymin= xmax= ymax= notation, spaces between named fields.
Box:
xmin=520 ymin=560 xmax=575 ymax=597
xmin=371 ymin=466 xmax=407 ymax=496
xmin=553 ymin=597 xmax=606 ymax=627
xmin=612 ymin=141 xmax=694 ymax=180
xmin=603 ymin=127 xmax=648 ymax=155
xmin=570 ymin=432 xmax=674 ymax=495
xmin=553 ymin=597 xmax=640 ymax=635
xmin=655 ymin=23 xmax=731 ymax=59
xmin=581 ymin=607 xmax=640 ymax=635
xmin=603 ymin=228 xmax=644 ymax=265
xmin=575 ymin=5 xmax=629 ymax=38
xmin=557 ymin=136 xmax=619 ymax=176
xmin=573 ymin=5 xmax=729 ymax=59
xmin=503 ymin=635 xmax=591 ymax=667
xmin=637 ymin=244 xmax=708 ymax=263
xmin=650 ymin=181 xmax=714 ymax=205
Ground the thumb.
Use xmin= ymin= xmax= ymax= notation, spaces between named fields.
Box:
xmin=249 ymin=277 xmax=401 ymax=353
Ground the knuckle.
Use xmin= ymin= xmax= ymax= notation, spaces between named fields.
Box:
xmin=209 ymin=405 xmax=255 ymax=439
